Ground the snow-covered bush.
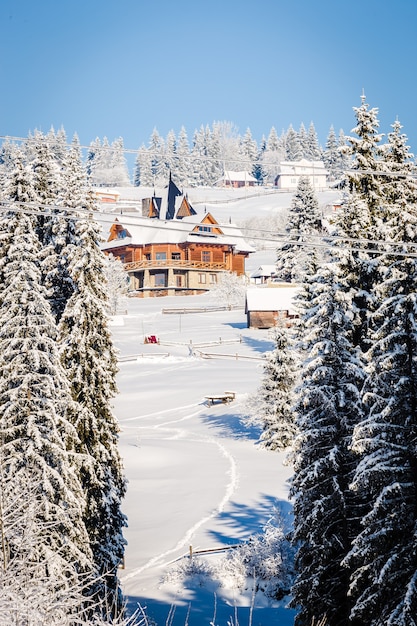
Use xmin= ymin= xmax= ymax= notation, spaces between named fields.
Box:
xmin=209 ymin=272 xmax=247 ymax=309
xmin=216 ymin=511 xmax=294 ymax=600
xmin=104 ymin=253 xmax=129 ymax=315
xmin=161 ymin=510 xmax=294 ymax=604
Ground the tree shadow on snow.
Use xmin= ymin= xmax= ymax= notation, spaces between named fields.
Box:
xmin=225 ymin=321 xmax=247 ymax=329
xmin=240 ymin=335 xmax=275 ymax=354
xmin=123 ymin=495 xmax=295 ymax=626
xmin=208 ymin=494 xmax=293 ymax=544
xmin=200 ymin=408 xmax=261 ymax=441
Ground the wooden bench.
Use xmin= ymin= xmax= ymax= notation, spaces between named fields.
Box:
xmin=204 ymin=391 xmax=235 ymax=406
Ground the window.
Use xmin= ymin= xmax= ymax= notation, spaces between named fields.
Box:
xmin=202 ymin=251 xmax=211 ymax=263
xmin=198 ymin=225 xmax=212 ymax=233
xmin=171 ymin=252 xmax=181 ymax=260
xmin=156 ymin=252 xmax=167 ymax=260
xmin=209 ymin=274 xmax=217 ymax=284
xmin=154 ymin=273 xmax=166 ymax=287
xmin=198 ymin=273 xmax=207 ymax=284
xmin=117 ymin=229 xmax=127 ymax=239
xmin=145 ymin=254 xmax=151 ymax=260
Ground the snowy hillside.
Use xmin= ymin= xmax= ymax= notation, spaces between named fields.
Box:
xmin=111 ymin=290 xmax=297 ymax=626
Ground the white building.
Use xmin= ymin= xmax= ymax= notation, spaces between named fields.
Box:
xmin=275 ymin=159 xmax=328 ymax=190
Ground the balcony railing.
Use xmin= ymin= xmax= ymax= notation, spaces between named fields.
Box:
xmin=124 ymin=259 xmax=227 ymax=271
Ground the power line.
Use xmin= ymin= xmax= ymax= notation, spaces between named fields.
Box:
xmin=2 ymin=198 xmax=417 ymax=261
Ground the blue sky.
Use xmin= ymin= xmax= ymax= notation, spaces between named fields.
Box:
xmin=1 ymin=0 xmax=416 ymax=155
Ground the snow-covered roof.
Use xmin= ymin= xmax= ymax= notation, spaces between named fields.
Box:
xmin=220 ymin=170 xmax=258 ymax=182
xmin=245 ymin=285 xmax=299 ymax=313
xmin=250 ymin=265 xmax=277 ymax=279
xmin=99 ymin=215 xmax=256 ymax=253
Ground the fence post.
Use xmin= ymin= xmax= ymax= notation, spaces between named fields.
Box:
xmin=189 ymin=545 xmax=193 ymax=561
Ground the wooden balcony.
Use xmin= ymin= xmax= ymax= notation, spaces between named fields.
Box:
xmin=124 ymin=259 xmax=227 ymax=271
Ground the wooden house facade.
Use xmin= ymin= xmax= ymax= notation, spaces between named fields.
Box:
xmin=101 ymin=177 xmax=254 ymax=297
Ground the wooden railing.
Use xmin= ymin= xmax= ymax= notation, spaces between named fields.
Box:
xmin=123 ymin=259 xmax=227 ymax=271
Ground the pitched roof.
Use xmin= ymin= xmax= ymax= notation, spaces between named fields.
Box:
xmin=245 ymin=286 xmax=299 ymax=312
xmin=100 ymin=214 xmax=256 ymax=253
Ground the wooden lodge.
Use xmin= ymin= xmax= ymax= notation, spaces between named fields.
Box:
xmin=100 ymin=176 xmax=255 ymax=297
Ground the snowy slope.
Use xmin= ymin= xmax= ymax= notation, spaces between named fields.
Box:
xmin=110 ymin=291 xmax=297 ymax=625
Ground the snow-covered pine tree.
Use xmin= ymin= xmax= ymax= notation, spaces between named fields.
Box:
xmin=165 ymin=129 xmax=178 ymax=182
xmin=346 ymin=93 xmax=385 ymax=214
xmin=148 ymin=128 xmax=166 ymax=186
xmin=306 ymin=122 xmax=322 ymax=161
xmin=323 ymin=125 xmax=340 ymax=181
xmin=253 ymin=136 xmax=267 ymax=185
xmin=285 ymin=124 xmax=303 ymax=161
xmin=58 ymin=198 xmax=127 ymax=619
xmin=88 ymin=136 xmax=113 ymax=186
xmin=205 ymin=124 xmax=223 ymax=185
xmin=0 ymin=200 xmax=92 ymax=597
xmin=256 ymin=325 xmax=298 ymax=450
xmin=337 ymin=129 xmax=350 ymax=174
xmin=86 ymin=137 xmax=102 ymax=181
xmin=29 ymin=131 xmax=62 ymax=246
xmin=40 ymin=134 xmax=86 ymax=322
xmin=275 ymin=175 xmax=322 ymax=282
xmin=47 ymin=125 xmax=68 ymax=166
xmin=109 ymin=137 xmax=131 ymax=187
xmin=0 ymin=149 xmax=36 ymax=281
xmin=239 ymin=127 xmax=258 ymax=178
xmin=298 ymin=123 xmax=308 ymax=159
xmin=344 ymin=121 xmax=417 ymax=625
xmin=333 ymin=95 xmax=385 ymax=353
xmin=262 ymin=126 xmax=282 ymax=184
xmin=190 ymin=126 xmax=208 ymax=187
xmin=175 ymin=126 xmax=191 ymax=188
xmin=134 ymin=145 xmax=154 ymax=187
xmin=290 ymin=259 xmax=365 ymax=626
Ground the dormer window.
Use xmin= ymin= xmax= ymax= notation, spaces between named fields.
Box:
xmin=117 ymin=229 xmax=127 ymax=239
xmin=198 ymin=225 xmax=212 ymax=233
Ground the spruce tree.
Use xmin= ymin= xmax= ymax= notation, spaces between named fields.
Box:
xmin=298 ymin=123 xmax=308 ymax=159
xmin=134 ymin=145 xmax=154 ymax=187
xmin=275 ymin=176 xmax=322 ymax=282
xmin=0 ymin=201 xmax=92 ymax=590
xmin=257 ymin=326 xmax=298 ymax=450
xmin=109 ymin=137 xmax=131 ymax=186
xmin=323 ymin=125 xmax=340 ymax=180
xmin=290 ymin=260 xmax=365 ymax=626
xmin=58 ymin=202 xmax=127 ymax=618
xmin=285 ymin=124 xmax=303 ymax=161
xmin=344 ymin=121 xmax=417 ymax=625
xmin=306 ymin=121 xmax=322 ymax=161
xmin=175 ymin=126 xmax=191 ymax=187
xmin=240 ymin=127 xmax=258 ymax=178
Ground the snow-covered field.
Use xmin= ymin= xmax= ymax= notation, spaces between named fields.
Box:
xmin=110 ymin=287 xmax=296 ymax=625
